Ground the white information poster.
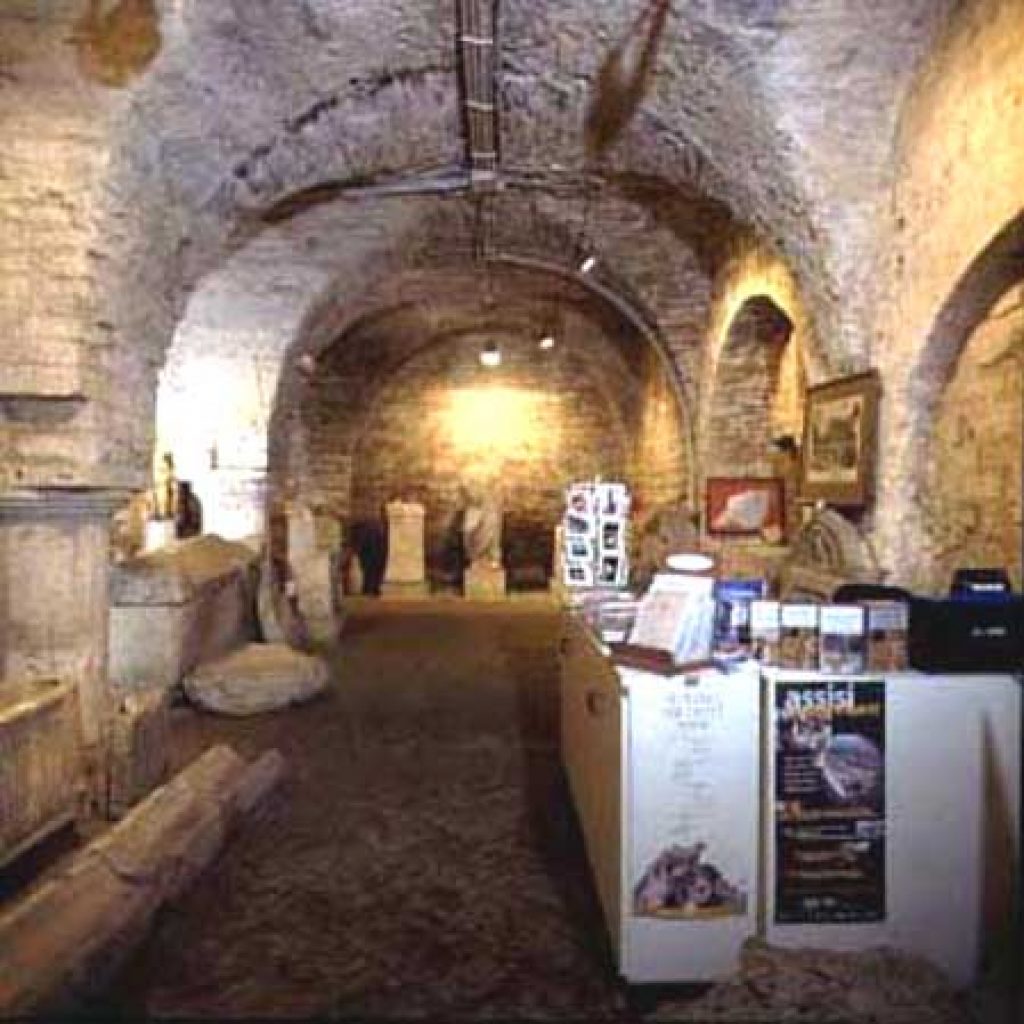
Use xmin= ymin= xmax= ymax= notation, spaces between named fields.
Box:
xmin=624 ymin=665 xmax=759 ymax=981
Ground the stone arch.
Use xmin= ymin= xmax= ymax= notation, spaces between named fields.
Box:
xmin=873 ymin=0 xmax=1024 ymax=585
xmin=154 ymin=182 xmax=707 ymax=542
xmin=268 ymin=258 xmax=696 ymax=573
xmin=703 ymin=294 xmax=795 ymax=482
xmin=893 ymin=212 xmax=1024 ymax=592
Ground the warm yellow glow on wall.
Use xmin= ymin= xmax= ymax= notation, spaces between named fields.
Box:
xmin=441 ymin=386 xmax=553 ymax=460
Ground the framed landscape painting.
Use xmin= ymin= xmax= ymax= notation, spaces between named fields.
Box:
xmin=799 ymin=370 xmax=880 ymax=508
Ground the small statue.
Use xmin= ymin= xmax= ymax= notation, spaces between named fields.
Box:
xmin=461 ymin=485 xmax=503 ymax=569
xmin=152 ymin=452 xmax=177 ymax=521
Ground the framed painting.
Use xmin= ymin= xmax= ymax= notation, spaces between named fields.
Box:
xmin=706 ymin=477 xmax=785 ymax=540
xmin=799 ymin=370 xmax=880 ymax=508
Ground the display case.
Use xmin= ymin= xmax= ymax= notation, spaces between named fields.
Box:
xmin=763 ymin=668 xmax=1020 ymax=989
xmin=560 ymin=615 xmax=761 ymax=982
xmin=560 ymin=613 xmax=1021 ymax=988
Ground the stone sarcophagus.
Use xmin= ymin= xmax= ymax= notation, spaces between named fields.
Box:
xmin=0 ymin=678 xmax=79 ymax=867
xmin=109 ymin=535 xmax=259 ymax=692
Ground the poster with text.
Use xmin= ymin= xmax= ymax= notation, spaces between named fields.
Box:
xmin=774 ymin=678 xmax=886 ymax=924
xmin=630 ymin=671 xmax=758 ymax=922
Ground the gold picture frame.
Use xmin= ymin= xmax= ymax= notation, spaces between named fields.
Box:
xmin=799 ymin=370 xmax=880 ymax=508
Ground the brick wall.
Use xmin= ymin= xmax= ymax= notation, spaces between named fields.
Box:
xmin=629 ymin=344 xmax=690 ymax=521
xmin=341 ymin=334 xmax=633 ymax=579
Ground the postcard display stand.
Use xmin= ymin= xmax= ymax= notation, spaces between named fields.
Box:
xmin=562 ymin=481 xmax=630 ymax=589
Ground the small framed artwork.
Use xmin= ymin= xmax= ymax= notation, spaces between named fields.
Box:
xmin=597 ymin=483 xmax=630 ymax=518
xmin=799 ymin=370 xmax=880 ymax=508
xmin=566 ymin=512 xmax=594 ymax=537
xmin=565 ymin=561 xmax=594 ymax=587
xmin=567 ymin=485 xmax=595 ymax=517
xmin=598 ymin=553 xmax=628 ymax=587
xmin=566 ymin=536 xmax=593 ymax=562
xmin=600 ymin=518 xmax=625 ymax=552
xmin=706 ymin=477 xmax=785 ymax=539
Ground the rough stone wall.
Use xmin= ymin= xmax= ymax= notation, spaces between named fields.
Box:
xmin=6 ymin=0 xmax=1012 ymax=606
xmin=628 ymin=345 xmax=690 ymax=522
xmin=917 ymin=289 xmax=1023 ymax=593
xmin=345 ymin=335 xmax=632 ymax=576
xmin=0 ymin=7 xmax=162 ymax=490
xmin=872 ymin=0 xmax=1024 ymax=588
xmin=697 ymin=239 xmax=813 ymax=542
xmin=704 ymin=303 xmax=788 ymax=482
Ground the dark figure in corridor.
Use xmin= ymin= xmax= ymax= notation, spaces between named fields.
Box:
xmin=349 ymin=517 xmax=386 ymax=595
xmin=174 ymin=481 xmax=203 ymax=539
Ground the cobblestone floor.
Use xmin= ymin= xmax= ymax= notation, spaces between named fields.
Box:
xmin=95 ymin=600 xmax=993 ymax=1023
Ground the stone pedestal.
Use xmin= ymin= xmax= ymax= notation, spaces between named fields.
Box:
xmin=293 ymin=551 xmax=342 ymax=640
xmin=0 ymin=489 xmax=126 ymax=748
xmin=285 ymin=504 xmax=342 ymax=640
xmin=464 ymin=565 xmax=507 ymax=600
xmin=383 ymin=501 xmax=426 ymax=593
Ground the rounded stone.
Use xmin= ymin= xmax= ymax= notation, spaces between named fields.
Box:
xmin=182 ymin=644 xmax=328 ymax=717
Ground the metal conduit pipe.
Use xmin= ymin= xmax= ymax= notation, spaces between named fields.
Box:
xmin=456 ymin=0 xmax=499 ymax=181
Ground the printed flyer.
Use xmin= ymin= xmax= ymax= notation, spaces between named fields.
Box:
xmin=630 ymin=672 xmax=758 ymax=921
xmin=774 ymin=678 xmax=886 ymax=924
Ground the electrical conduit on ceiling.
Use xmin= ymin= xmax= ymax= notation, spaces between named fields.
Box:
xmin=456 ymin=0 xmax=499 ymax=185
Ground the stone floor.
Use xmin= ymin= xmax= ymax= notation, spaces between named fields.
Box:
xmin=89 ymin=600 xmax=1002 ymax=1022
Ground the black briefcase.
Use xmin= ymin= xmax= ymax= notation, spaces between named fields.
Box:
xmin=908 ymin=596 xmax=1024 ymax=673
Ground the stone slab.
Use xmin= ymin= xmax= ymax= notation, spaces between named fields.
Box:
xmin=464 ymin=566 xmax=507 ymax=600
xmin=183 ymin=643 xmax=328 ymax=717
xmin=383 ymin=501 xmax=426 ymax=585
xmin=110 ymin=535 xmax=259 ymax=607
xmin=104 ymin=689 xmax=170 ymax=820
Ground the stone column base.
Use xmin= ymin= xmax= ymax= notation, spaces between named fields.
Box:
xmin=464 ymin=566 xmax=507 ymax=600
xmin=380 ymin=581 xmax=430 ymax=599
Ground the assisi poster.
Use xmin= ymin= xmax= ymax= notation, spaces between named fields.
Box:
xmin=774 ymin=678 xmax=886 ymax=924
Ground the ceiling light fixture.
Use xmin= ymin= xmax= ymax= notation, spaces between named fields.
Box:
xmin=479 ymin=340 xmax=501 ymax=367
xmin=579 ymin=255 xmax=597 ymax=274
xmin=539 ymin=335 xmax=555 ymax=350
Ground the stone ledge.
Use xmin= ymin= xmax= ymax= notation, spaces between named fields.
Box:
xmin=0 ymin=744 xmax=286 ymax=1017
xmin=110 ymin=535 xmax=259 ymax=606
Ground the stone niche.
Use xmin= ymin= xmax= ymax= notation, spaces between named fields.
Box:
xmin=109 ymin=535 xmax=259 ymax=692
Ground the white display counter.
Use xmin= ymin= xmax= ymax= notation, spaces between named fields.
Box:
xmin=559 ymin=616 xmax=1021 ymax=988
xmin=763 ymin=669 xmax=1020 ymax=989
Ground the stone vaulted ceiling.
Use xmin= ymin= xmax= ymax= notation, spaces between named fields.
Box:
xmin=88 ymin=0 xmax=956 ymax=342
xmin=0 ymin=0 xmax=967 ymax=491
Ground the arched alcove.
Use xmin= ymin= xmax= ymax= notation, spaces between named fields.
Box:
xmin=903 ymin=211 xmax=1024 ymax=593
xmin=273 ymin=263 xmax=692 ymax=590
xmin=705 ymin=296 xmax=796 ymax=481
xmin=702 ymin=295 xmax=799 ymax=546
